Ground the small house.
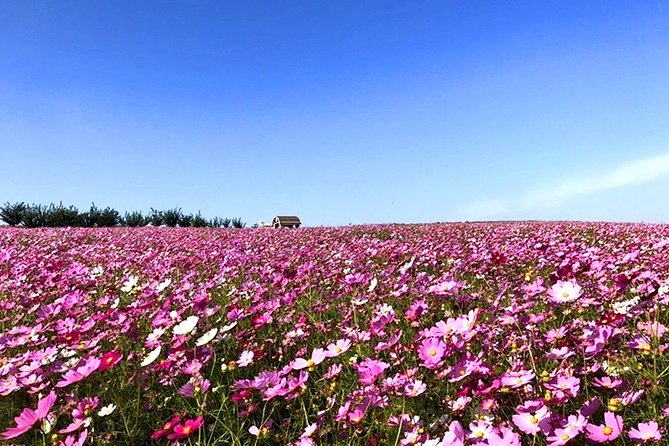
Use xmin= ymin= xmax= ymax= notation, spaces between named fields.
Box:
xmin=272 ymin=215 xmax=301 ymax=228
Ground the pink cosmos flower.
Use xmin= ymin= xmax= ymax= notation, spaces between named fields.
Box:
xmin=592 ymin=376 xmax=623 ymax=389
xmin=325 ymin=339 xmax=351 ymax=357
xmin=586 ymin=411 xmax=623 ymax=442
xmin=167 ymin=416 xmax=204 ymax=440
xmin=151 ymin=415 xmax=182 ymax=440
xmin=418 ymin=338 xmax=446 ymax=369
xmin=487 ymin=426 xmax=521 ymax=446
xmin=292 ymin=348 xmax=327 ymax=370
xmin=512 ymin=401 xmax=551 ymax=435
xmin=236 ymin=350 xmax=254 ymax=368
xmin=628 ymin=421 xmax=662 ymax=443
xmin=56 ymin=357 xmax=101 ymax=388
xmin=59 ymin=429 xmax=87 ymax=446
xmin=404 ymin=379 xmax=426 ymax=397
xmin=547 ymin=280 xmax=582 ymax=303
xmin=97 ymin=351 xmax=122 ymax=372
xmin=440 ymin=420 xmax=465 ymax=446
xmin=500 ymin=369 xmax=535 ymax=388
xmin=468 ymin=420 xmax=492 ymax=440
xmin=1 ymin=390 xmax=57 ymax=439
xmin=354 ymin=358 xmax=390 ymax=385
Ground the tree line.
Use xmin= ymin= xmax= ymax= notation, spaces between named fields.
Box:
xmin=0 ymin=202 xmax=246 ymax=228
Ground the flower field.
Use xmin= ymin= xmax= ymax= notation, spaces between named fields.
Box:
xmin=1 ymin=222 xmax=669 ymax=446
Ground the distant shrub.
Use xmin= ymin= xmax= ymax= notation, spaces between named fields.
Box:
xmin=0 ymin=202 xmax=26 ymax=226
xmin=192 ymin=212 xmax=208 ymax=228
xmin=2 ymin=201 xmax=245 ymax=229
xmin=148 ymin=208 xmax=164 ymax=227
xmin=178 ymin=213 xmax=193 ymax=227
xmin=21 ymin=204 xmax=48 ymax=228
xmin=43 ymin=203 xmax=83 ymax=227
xmin=231 ymin=217 xmax=246 ymax=228
xmin=162 ymin=208 xmax=182 ymax=227
xmin=124 ymin=211 xmax=146 ymax=227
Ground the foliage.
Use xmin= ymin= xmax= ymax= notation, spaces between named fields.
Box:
xmin=82 ymin=203 xmax=121 ymax=227
xmin=162 ymin=208 xmax=182 ymax=227
xmin=1 ymin=201 xmax=245 ymax=228
xmin=178 ymin=214 xmax=193 ymax=228
xmin=147 ymin=208 xmax=164 ymax=227
xmin=20 ymin=203 xmax=48 ymax=228
xmin=42 ymin=202 xmax=83 ymax=227
xmin=123 ymin=211 xmax=146 ymax=227
xmin=0 ymin=202 xmax=26 ymax=226
xmin=231 ymin=217 xmax=246 ymax=228
xmin=191 ymin=212 xmax=208 ymax=228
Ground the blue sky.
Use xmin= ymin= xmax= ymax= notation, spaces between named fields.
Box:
xmin=1 ymin=1 xmax=668 ymax=225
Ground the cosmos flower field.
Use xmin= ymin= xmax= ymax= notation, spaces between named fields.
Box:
xmin=1 ymin=223 xmax=669 ymax=446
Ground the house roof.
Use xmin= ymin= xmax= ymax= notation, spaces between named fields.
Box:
xmin=272 ymin=215 xmax=301 ymax=223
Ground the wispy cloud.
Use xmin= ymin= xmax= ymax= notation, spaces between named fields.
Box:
xmin=458 ymin=152 xmax=669 ymax=220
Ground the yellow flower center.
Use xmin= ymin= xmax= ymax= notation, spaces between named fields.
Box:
xmin=603 ymin=426 xmax=613 ymax=436
xmin=561 ymin=291 xmax=570 ymax=298
xmin=428 ymin=348 xmax=437 ymax=357
xmin=530 ymin=416 xmax=539 ymax=424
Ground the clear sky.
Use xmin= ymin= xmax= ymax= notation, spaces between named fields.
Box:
xmin=1 ymin=1 xmax=668 ymax=226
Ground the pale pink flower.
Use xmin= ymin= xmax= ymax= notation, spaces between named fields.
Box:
xmin=236 ymin=350 xmax=254 ymax=368
xmin=547 ymin=280 xmax=582 ymax=303
xmin=512 ymin=401 xmax=550 ymax=435
xmin=325 ymin=339 xmax=351 ymax=358
xmin=292 ymin=348 xmax=326 ymax=370
xmin=628 ymin=421 xmax=662 ymax=443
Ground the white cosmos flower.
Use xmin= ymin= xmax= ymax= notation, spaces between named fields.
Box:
xmin=196 ymin=328 xmax=218 ymax=346
xmin=222 ymin=321 xmax=237 ymax=332
xmin=141 ymin=346 xmax=161 ymax=367
xmin=173 ymin=316 xmax=199 ymax=335
xmin=121 ymin=275 xmax=139 ymax=293
xmin=155 ymin=278 xmax=172 ymax=293
xmin=91 ymin=266 xmax=104 ymax=279
xmin=367 ymin=277 xmax=378 ymax=293
xmin=98 ymin=404 xmax=117 ymax=417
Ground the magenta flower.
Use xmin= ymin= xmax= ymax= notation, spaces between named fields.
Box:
xmin=1 ymin=390 xmax=57 ymax=439
xmin=151 ymin=415 xmax=182 ymax=440
xmin=97 ymin=351 xmax=122 ymax=372
xmin=628 ymin=421 xmax=662 ymax=443
xmin=418 ymin=337 xmax=446 ymax=369
xmin=354 ymin=358 xmax=389 ymax=385
xmin=59 ymin=429 xmax=87 ymax=446
xmin=167 ymin=416 xmax=204 ymax=440
xmin=55 ymin=357 xmax=101 ymax=388
xmin=586 ymin=411 xmax=623 ymax=442
xmin=487 ymin=426 xmax=521 ymax=446
xmin=500 ymin=369 xmax=535 ymax=388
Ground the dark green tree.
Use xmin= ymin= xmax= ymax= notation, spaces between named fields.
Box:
xmin=192 ymin=212 xmax=208 ymax=227
xmin=162 ymin=208 xmax=182 ymax=227
xmin=0 ymin=202 xmax=26 ymax=226
xmin=123 ymin=211 xmax=146 ymax=227
xmin=231 ymin=217 xmax=246 ymax=228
